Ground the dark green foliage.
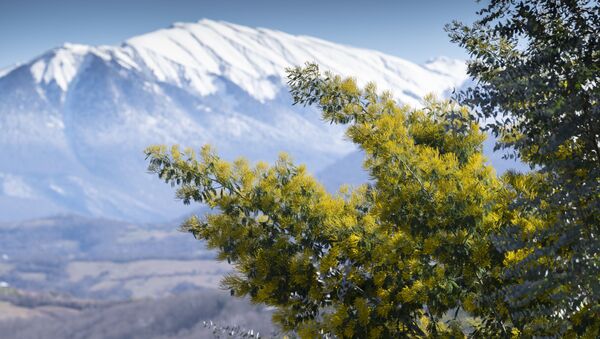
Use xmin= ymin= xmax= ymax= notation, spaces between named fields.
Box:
xmin=447 ymin=0 xmax=599 ymax=336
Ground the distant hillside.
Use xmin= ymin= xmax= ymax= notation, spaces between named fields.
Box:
xmin=0 ymin=287 xmax=275 ymax=339
xmin=0 ymin=215 xmax=233 ymax=299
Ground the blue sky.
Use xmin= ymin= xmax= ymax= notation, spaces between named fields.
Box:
xmin=0 ymin=0 xmax=480 ymax=68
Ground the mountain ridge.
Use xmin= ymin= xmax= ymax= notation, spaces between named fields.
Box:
xmin=17 ymin=19 xmax=468 ymax=104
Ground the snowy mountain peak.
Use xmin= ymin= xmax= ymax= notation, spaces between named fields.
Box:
xmin=121 ymin=19 xmax=467 ymax=103
xmin=5 ymin=19 xmax=468 ymax=105
xmin=30 ymin=47 xmax=84 ymax=90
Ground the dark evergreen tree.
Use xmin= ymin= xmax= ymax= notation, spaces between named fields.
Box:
xmin=448 ymin=0 xmax=599 ymax=336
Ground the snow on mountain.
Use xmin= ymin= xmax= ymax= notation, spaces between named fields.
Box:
xmin=0 ymin=64 xmax=20 ymax=78
xmin=121 ymin=20 xmax=466 ymax=104
xmin=0 ymin=19 xmax=468 ymax=222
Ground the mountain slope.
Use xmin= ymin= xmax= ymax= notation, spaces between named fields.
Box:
xmin=0 ymin=19 xmax=468 ymax=222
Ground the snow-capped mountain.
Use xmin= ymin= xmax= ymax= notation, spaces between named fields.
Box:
xmin=0 ymin=19 xmax=468 ymax=222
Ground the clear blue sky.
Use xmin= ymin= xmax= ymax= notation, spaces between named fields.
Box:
xmin=0 ymin=0 xmax=481 ymax=69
